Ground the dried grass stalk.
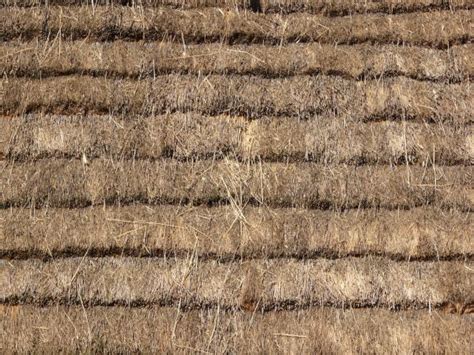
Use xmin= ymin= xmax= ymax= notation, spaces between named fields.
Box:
xmin=2 ymin=41 xmax=472 ymax=81
xmin=1 ymin=305 xmax=471 ymax=353
xmin=1 ymin=76 xmax=471 ymax=123
xmin=1 ymin=206 xmax=472 ymax=259
xmin=2 ymin=256 xmax=472 ymax=308
xmin=1 ymin=7 xmax=471 ymax=47
xmin=0 ymin=160 xmax=472 ymax=209
xmin=1 ymin=114 xmax=472 ymax=165
xmin=1 ymin=0 xmax=471 ymax=15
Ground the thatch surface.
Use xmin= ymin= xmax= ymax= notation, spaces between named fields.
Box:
xmin=243 ymin=117 xmax=473 ymax=164
xmin=1 ymin=305 xmax=472 ymax=353
xmin=1 ymin=114 xmax=471 ymax=164
xmin=1 ymin=206 xmax=472 ymax=259
xmin=1 ymin=7 xmax=472 ymax=47
xmin=1 ymin=114 xmax=245 ymax=162
xmin=1 ymin=0 xmax=471 ymax=14
xmin=3 ymin=256 xmax=472 ymax=308
xmin=0 ymin=160 xmax=472 ymax=209
xmin=2 ymin=41 xmax=472 ymax=81
xmin=0 ymin=1 xmax=472 ymax=352
xmin=2 ymin=76 xmax=472 ymax=123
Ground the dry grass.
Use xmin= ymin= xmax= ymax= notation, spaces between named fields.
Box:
xmin=2 ymin=41 xmax=472 ymax=81
xmin=1 ymin=0 xmax=472 ymax=14
xmin=243 ymin=117 xmax=473 ymax=164
xmin=1 ymin=76 xmax=472 ymax=123
xmin=1 ymin=305 xmax=472 ymax=353
xmin=3 ymin=256 xmax=472 ymax=308
xmin=1 ymin=7 xmax=472 ymax=47
xmin=1 ymin=114 xmax=472 ymax=165
xmin=1 ymin=206 xmax=472 ymax=259
xmin=1 ymin=114 xmax=245 ymax=162
xmin=0 ymin=1 xmax=472 ymax=352
xmin=0 ymin=159 xmax=472 ymax=209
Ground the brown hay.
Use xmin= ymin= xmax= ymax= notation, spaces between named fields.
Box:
xmin=1 ymin=76 xmax=471 ymax=123
xmin=2 ymin=114 xmax=472 ymax=165
xmin=1 ymin=7 xmax=471 ymax=47
xmin=0 ymin=118 xmax=14 ymax=160
xmin=2 ymin=41 xmax=472 ymax=81
xmin=242 ymin=117 xmax=473 ymax=164
xmin=1 ymin=206 xmax=472 ymax=259
xmin=3 ymin=256 xmax=472 ymax=308
xmin=2 ymin=114 xmax=245 ymax=162
xmin=1 ymin=305 xmax=471 ymax=353
xmin=1 ymin=0 xmax=471 ymax=15
xmin=0 ymin=159 xmax=472 ymax=209
xmin=0 ymin=2 xmax=472 ymax=353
